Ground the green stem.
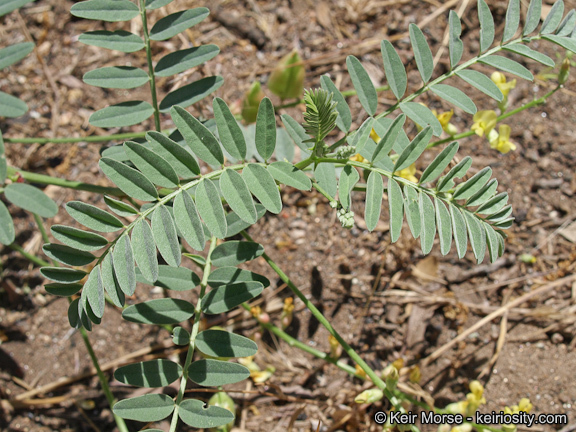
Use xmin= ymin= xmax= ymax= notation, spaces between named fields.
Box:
xmin=7 ymin=166 xmax=124 ymax=197
xmin=139 ymin=0 xmax=161 ymax=132
xmin=3 ymin=131 xmax=148 ymax=145
xmin=33 ymin=213 xmax=50 ymax=244
xmin=169 ymin=236 xmax=218 ymax=432
xmin=8 ymin=243 xmax=49 ymax=267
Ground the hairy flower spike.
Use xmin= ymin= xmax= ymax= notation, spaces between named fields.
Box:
xmin=335 ymin=145 xmax=357 ymax=159
xmin=337 ymin=208 xmax=355 ymax=229
xmin=303 ymin=88 xmax=338 ymax=146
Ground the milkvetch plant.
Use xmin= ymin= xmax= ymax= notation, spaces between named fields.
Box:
xmin=1 ymin=0 xmax=574 ymax=430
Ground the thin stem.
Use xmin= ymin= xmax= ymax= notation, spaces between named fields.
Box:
xmin=33 ymin=214 xmax=50 ymax=244
xmin=8 ymin=243 xmax=49 ymax=267
xmin=7 ymin=166 xmax=124 ymax=197
xmin=139 ymin=0 xmax=161 ymax=131
xmin=169 ymin=236 xmax=218 ymax=432
xmin=4 ymin=131 xmax=148 ymax=145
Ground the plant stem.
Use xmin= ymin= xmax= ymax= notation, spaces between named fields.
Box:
xmin=139 ymin=0 xmax=161 ymax=132
xmin=7 ymin=166 xmax=124 ymax=197
xmin=169 ymin=236 xmax=218 ymax=432
xmin=8 ymin=243 xmax=49 ymax=267
xmin=4 ymin=131 xmax=148 ymax=145
xmin=33 ymin=213 xmax=50 ymax=244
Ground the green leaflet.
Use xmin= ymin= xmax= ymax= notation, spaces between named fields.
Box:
xmin=338 ymin=165 xmax=359 ymax=210
xmin=172 ymin=326 xmax=191 ymax=345
xmin=155 ymin=45 xmax=220 ymax=77
xmin=409 ymin=24 xmax=434 ymax=83
xmin=437 ymin=156 xmax=472 ymax=192
xmin=68 ymin=298 xmax=81 ymax=328
xmin=124 ymin=141 xmax=179 ymax=188
xmin=123 ymin=298 xmax=195 ymax=324
xmin=0 ymin=42 xmax=34 ymax=70
xmin=149 ymin=8 xmax=210 ymax=41
xmin=523 ymin=0 xmax=542 ymax=35
xmin=196 ymin=179 xmax=227 ymax=239
xmin=171 ymin=105 xmax=224 ymax=167
xmin=477 ymin=0 xmax=495 ymax=52
xmin=225 ymin=204 xmax=267 ymax=237
xmin=349 ymin=117 xmax=374 ymax=153
xmin=466 ymin=178 xmax=498 ymax=207
xmin=486 ymin=204 xmax=512 ymax=222
xmin=151 ymin=205 xmax=181 ymax=267
xmin=146 ymin=131 xmax=200 ymax=178
xmin=0 ymin=91 xmax=27 ymax=117
xmin=274 ymin=128 xmax=295 ymax=163
xmin=313 ymin=163 xmax=337 ymax=200
xmin=346 ymin=55 xmax=378 ymax=116
xmin=51 ymin=225 xmax=108 ymax=251
xmin=267 ymin=161 xmax=311 ymax=191
xmin=255 ymin=97 xmax=276 ymax=161
xmin=419 ymin=193 xmax=436 ymax=254
xmin=372 ymin=114 xmax=406 ymax=163
xmin=178 ymin=399 xmax=235 ymax=429
xmin=208 ymin=267 xmax=270 ymax=288
xmin=478 ymin=192 xmax=509 ymax=215
xmin=503 ymin=45 xmax=555 ymax=67
xmin=131 ymin=219 xmax=158 ymax=283
xmin=115 ymin=359 xmax=182 ymax=388
xmin=541 ymin=35 xmax=576 ymax=53
xmin=484 ymin=222 xmax=501 ymax=263
xmin=0 ymin=201 xmax=15 ymax=245
xmin=90 ymin=101 xmax=154 ymax=128
xmin=456 ymin=70 xmax=503 ymax=102
xmin=387 ymin=177 xmax=404 ymax=242
xmin=83 ymin=66 xmax=149 ymax=89
xmin=113 ymin=394 xmax=175 ymax=422
xmin=211 ymin=241 xmax=264 ymax=267
xmin=430 ymin=84 xmax=476 ymax=114
xmin=84 ymin=266 xmax=105 ymax=319
xmin=320 ymin=75 xmax=352 ymax=132
xmin=479 ymin=56 xmax=533 ymax=81
xmin=450 ymin=205 xmax=468 ymax=259
xmin=100 ymin=253 xmax=124 ymax=308
xmin=220 ymin=169 xmax=257 ymax=224
xmin=555 ymin=10 xmax=575 ymax=36
xmin=365 ymin=171 xmax=383 ymax=232
xmin=448 ymin=11 xmax=463 ymax=68
xmin=381 ymin=40 xmax=407 ymax=100
xmin=201 ymin=281 xmax=264 ymax=314
xmin=399 ymin=102 xmax=442 ymax=137
xmin=395 ymin=126 xmax=433 ymax=172
xmin=419 ymin=141 xmax=459 ymax=185
xmin=213 ymin=97 xmax=247 ymax=161
xmin=45 ymin=283 xmax=83 ymax=297
xmin=173 ymin=192 xmax=206 ymax=251
xmin=99 ymin=157 xmax=158 ymax=201
xmin=503 ymin=0 xmax=520 ymax=42
xmin=40 ymin=267 xmax=87 ymax=284
xmin=112 ymin=234 xmax=136 ymax=296
xmin=0 ymin=0 xmax=33 ymax=17
xmin=4 ymin=183 xmax=58 ymax=218
xmin=79 ymin=31 xmax=145 ymax=53
xmin=492 ymin=217 xmax=514 ymax=229
xmin=136 ymin=265 xmax=200 ymax=291
xmin=70 ymin=0 xmax=139 ymax=22
xmin=281 ymin=113 xmax=311 ymax=152
xmin=42 ymin=244 xmax=95 ymax=267
xmin=435 ymin=198 xmax=452 ymax=255
xmin=453 ymin=167 xmax=492 ymax=200
xmin=145 ymin=0 xmax=174 ymax=9
xmin=463 ymin=211 xmax=487 ymax=263
xmin=196 ymin=330 xmax=258 ymax=358
xmin=242 ymin=164 xmax=282 ymax=214
xmin=188 ymin=359 xmax=250 ymax=386
xmin=66 ymin=201 xmax=124 ymax=233
xmin=404 ymin=187 xmax=421 ymax=239
xmin=104 ymin=196 xmax=139 ymax=217
xmin=541 ymin=0 xmax=564 ymax=34
xmin=159 ymin=76 xmax=224 ymax=112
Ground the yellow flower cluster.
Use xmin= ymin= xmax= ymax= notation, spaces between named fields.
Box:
xmin=445 ymin=380 xmax=486 ymax=417
xmin=471 ymin=110 xmax=516 ymax=154
xmin=502 ymin=398 xmax=533 ymax=432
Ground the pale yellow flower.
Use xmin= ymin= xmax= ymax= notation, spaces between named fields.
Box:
xmin=395 ymin=163 xmax=417 ymax=183
xmin=350 ymin=153 xmax=366 ymax=162
xmin=491 ymin=72 xmax=517 ymax=97
xmin=471 ymin=110 xmax=498 ymax=137
xmin=432 ymin=109 xmax=454 ymax=128
xmin=370 ymin=128 xmax=380 ymax=142
xmin=489 ymin=124 xmax=517 ymax=154
xmin=465 ymin=380 xmax=486 ymax=416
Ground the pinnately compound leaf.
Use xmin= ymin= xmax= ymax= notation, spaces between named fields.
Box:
xmin=456 ymin=70 xmax=503 ymax=102
xmin=479 ymin=56 xmax=533 ymax=81
xmin=338 ymin=165 xmax=359 ymax=211
xmin=66 ymin=201 xmax=124 ymax=233
xmin=430 ymin=84 xmax=477 ymax=114
xmin=365 ymin=171 xmax=383 ymax=232
xmin=419 ymin=141 xmax=459 ymax=185
xmin=112 ymin=235 xmax=136 ymax=296
xmin=124 ymin=141 xmax=180 ymax=188
xmin=155 ymin=45 xmax=220 ymax=77
xmin=381 ymin=40 xmax=407 ymax=100
xmin=202 ymin=281 xmax=264 ymax=314
xmin=51 ymin=225 xmax=108 ymax=251
xmin=242 ymin=164 xmax=282 ymax=214
xmin=160 ymin=76 xmax=224 ymax=112
xmin=255 ymin=97 xmax=276 ymax=161
xmin=99 ymin=157 xmax=158 ymax=201
xmin=123 ymin=298 xmax=195 ymax=324
xmin=435 ymin=197 xmax=452 ymax=255
xmin=113 ymin=394 xmax=175 ymax=422
xmin=211 ymin=241 xmax=264 ymax=267
xmin=196 ymin=330 xmax=258 ymax=358
xmin=320 ymin=75 xmax=352 ymax=132
xmin=267 ymin=161 xmax=311 ymax=191
xmin=523 ymin=0 xmax=542 ymax=36
xmin=178 ymin=399 xmax=235 ymax=429
xmin=0 ymin=201 xmax=15 ymax=245
xmin=448 ymin=11 xmax=464 ymax=68
xmin=79 ymin=31 xmax=145 ymax=53
xmin=90 ymin=101 xmax=154 ymax=128
xmin=83 ymin=66 xmax=149 ymax=89
xmin=387 ymin=177 xmax=404 ymax=242
xmin=115 ymin=359 xmax=182 ymax=388
xmin=4 ymin=183 xmax=58 ymax=218
xmin=399 ymin=102 xmax=442 ymax=136
xmin=220 ymin=169 xmax=257 ymax=224
xmin=213 ymin=97 xmax=247 ymax=161
xmin=146 ymin=131 xmax=200 ymax=178
xmin=188 ymin=359 xmax=250 ymax=386
xmin=173 ymin=192 xmax=206 ymax=251
xmin=195 ymin=179 xmax=227 ymax=239
xmin=419 ymin=193 xmax=436 ymax=254
xmin=409 ymin=24 xmax=434 ymax=82
xmin=171 ymin=105 xmax=224 ymax=166
xmin=149 ymin=8 xmax=210 ymax=41
xmin=131 ymin=219 xmax=158 ymax=283
xmin=151 ymin=205 xmax=181 ymax=267
xmin=477 ymin=0 xmax=495 ymax=52
xmin=70 ymin=0 xmax=139 ymax=22
xmin=503 ymin=0 xmax=520 ymax=42
xmin=346 ymin=56 xmax=378 ymax=116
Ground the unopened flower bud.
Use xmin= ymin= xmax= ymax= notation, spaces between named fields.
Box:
xmin=241 ymin=81 xmax=265 ymax=123
xmin=280 ymin=297 xmax=294 ymax=329
xmin=268 ymin=49 xmax=305 ymax=100
xmin=328 ymin=335 xmax=342 ymax=359
xmin=382 ymin=364 xmax=399 ymax=390
xmin=559 ymin=58 xmax=570 ymax=85
xmin=208 ymin=392 xmax=235 ymax=432
xmin=355 ymin=388 xmax=384 ymax=404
